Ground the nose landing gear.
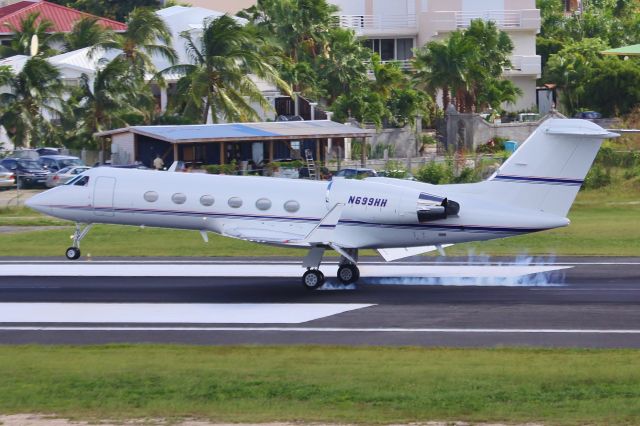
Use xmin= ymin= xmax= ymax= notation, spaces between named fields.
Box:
xmin=65 ymin=223 xmax=93 ymax=260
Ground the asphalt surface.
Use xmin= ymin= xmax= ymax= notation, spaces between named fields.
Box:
xmin=0 ymin=256 xmax=639 ymax=348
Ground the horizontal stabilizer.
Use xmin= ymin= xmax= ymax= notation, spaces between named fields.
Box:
xmin=378 ymin=244 xmax=453 ymax=262
xmin=545 ymin=127 xmax=619 ymax=138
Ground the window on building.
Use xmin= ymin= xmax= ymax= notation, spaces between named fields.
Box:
xmin=380 ymin=39 xmax=395 ymax=61
xmin=396 ymin=39 xmax=414 ymax=61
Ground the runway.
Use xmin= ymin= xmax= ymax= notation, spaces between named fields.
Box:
xmin=0 ymin=256 xmax=639 ymax=348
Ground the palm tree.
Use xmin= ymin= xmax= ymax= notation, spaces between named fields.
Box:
xmin=63 ymin=17 xmax=114 ymax=52
xmin=93 ymin=8 xmax=177 ymax=77
xmin=76 ymin=59 xmax=152 ymax=135
xmin=413 ymin=31 xmax=469 ymax=111
xmin=0 ymin=57 xmax=64 ymax=148
xmin=166 ymin=14 xmax=289 ymax=123
xmin=0 ymin=12 xmax=62 ymax=58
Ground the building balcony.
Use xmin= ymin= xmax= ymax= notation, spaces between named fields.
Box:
xmin=430 ymin=9 xmax=540 ymax=33
xmin=335 ymin=14 xmax=418 ymax=36
xmin=503 ymin=55 xmax=541 ymax=77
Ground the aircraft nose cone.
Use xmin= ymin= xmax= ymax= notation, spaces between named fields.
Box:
xmin=25 ymin=191 xmax=51 ymax=215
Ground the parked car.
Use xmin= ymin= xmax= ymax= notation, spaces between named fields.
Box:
xmin=35 ymin=147 xmax=62 ymax=156
xmin=45 ymin=165 xmax=91 ymax=188
xmin=0 ymin=165 xmax=15 ymax=189
xmin=0 ymin=157 xmax=50 ymax=188
xmin=574 ymin=111 xmax=602 ymax=119
xmin=332 ymin=168 xmax=378 ymax=179
xmin=38 ymin=155 xmax=85 ymax=172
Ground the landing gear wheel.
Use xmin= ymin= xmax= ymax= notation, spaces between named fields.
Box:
xmin=302 ymin=269 xmax=325 ymax=290
xmin=65 ymin=247 xmax=81 ymax=260
xmin=337 ymin=264 xmax=359 ymax=284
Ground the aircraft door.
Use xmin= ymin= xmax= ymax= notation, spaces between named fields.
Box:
xmin=93 ymin=176 xmax=116 ymax=217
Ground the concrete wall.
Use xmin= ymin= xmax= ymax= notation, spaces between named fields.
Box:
xmin=444 ymin=108 xmax=566 ymax=152
xmin=370 ymin=126 xmax=417 ymax=158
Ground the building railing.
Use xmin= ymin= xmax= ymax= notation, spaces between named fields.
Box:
xmin=335 ymin=14 xmax=417 ymax=32
xmin=503 ymin=55 xmax=541 ymax=75
xmin=455 ymin=10 xmax=522 ymax=28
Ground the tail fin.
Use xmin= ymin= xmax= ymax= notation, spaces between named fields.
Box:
xmin=483 ymin=118 xmax=618 ymax=217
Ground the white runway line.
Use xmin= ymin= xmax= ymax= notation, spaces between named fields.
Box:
xmin=0 ymin=303 xmax=373 ymax=324
xmin=0 ymin=263 xmax=571 ymax=278
xmin=1 ymin=326 xmax=640 ymax=334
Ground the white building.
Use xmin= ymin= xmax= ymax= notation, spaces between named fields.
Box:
xmin=193 ymin=0 xmax=541 ymax=111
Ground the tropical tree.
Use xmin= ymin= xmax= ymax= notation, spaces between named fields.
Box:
xmin=63 ymin=17 xmax=114 ymax=52
xmin=240 ymin=0 xmax=338 ymax=63
xmin=93 ymin=8 xmax=176 ymax=78
xmin=331 ymin=54 xmax=430 ymax=128
xmin=0 ymin=12 xmax=62 ymax=58
xmin=0 ymin=57 xmax=64 ymax=148
xmin=315 ymin=28 xmax=370 ymax=103
xmin=544 ymin=38 xmax=609 ymax=113
xmin=166 ymin=14 xmax=289 ymax=123
xmin=413 ymin=31 xmax=469 ymax=111
xmin=49 ymin=0 xmax=161 ymax=22
xmin=413 ymin=19 xmax=519 ymax=113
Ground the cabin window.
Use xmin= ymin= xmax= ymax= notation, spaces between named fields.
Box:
xmin=255 ymin=198 xmax=272 ymax=211
xmin=200 ymin=195 xmax=215 ymax=206
xmin=74 ymin=176 xmax=89 ymax=186
xmin=144 ymin=191 xmax=159 ymax=202
xmin=284 ymin=200 xmax=300 ymax=213
xmin=172 ymin=193 xmax=187 ymax=204
xmin=228 ymin=197 xmax=243 ymax=208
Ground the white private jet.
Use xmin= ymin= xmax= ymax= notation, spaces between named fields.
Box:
xmin=26 ymin=119 xmax=618 ymax=289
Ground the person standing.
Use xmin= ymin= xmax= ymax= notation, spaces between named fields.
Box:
xmin=153 ymin=154 xmax=164 ymax=170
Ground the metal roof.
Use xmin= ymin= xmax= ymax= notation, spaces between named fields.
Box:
xmin=96 ymin=120 xmax=374 ymax=143
xmin=601 ymin=44 xmax=640 ymax=56
xmin=0 ymin=1 xmax=127 ymax=34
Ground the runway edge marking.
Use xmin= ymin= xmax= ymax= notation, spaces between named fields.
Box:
xmin=3 ymin=326 xmax=640 ymax=334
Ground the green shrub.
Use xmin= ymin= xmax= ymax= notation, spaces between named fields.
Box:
xmin=415 ymin=161 xmax=452 ymax=184
xmin=205 ymin=160 xmax=237 ymax=175
xmin=453 ymin=167 xmax=479 ymax=183
xmin=371 ymin=143 xmax=395 ymax=159
xmin=583 ymin=165 xmax=612 ymax=189
xmin=476 ymin=138 xmax=506 ymax=154
xmin=351 ymin=140 xmax=372 ymax=160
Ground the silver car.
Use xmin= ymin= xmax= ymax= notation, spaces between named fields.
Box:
xmin=46 ymin=166 xmax=91 ymax=188
xmin=0 ymin=165 xmax=15 ymax=189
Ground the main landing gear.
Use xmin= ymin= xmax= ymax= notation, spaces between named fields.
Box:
xmin=301 ymin=246 xmax=360 ymax=290
xmin=65 ymin=223 xmax=93 ymax=260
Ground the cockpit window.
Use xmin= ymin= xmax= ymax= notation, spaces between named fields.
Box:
xmin=65 ymin=175 xmax=83 ymax=185
xmin=74 ymin=176 xmax=89 ymax=186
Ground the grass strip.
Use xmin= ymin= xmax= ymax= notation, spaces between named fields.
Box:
xmin=0 ymin=345 xmax=639 ymax=424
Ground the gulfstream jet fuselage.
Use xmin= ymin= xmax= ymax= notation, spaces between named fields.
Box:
xmin=27 ymin=119 xmax=618 ymax=289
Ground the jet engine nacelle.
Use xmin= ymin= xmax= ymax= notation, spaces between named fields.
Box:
xmin=326 ymin=178 xmax=460 ymax=224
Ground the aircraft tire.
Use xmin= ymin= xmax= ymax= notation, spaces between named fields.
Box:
xmin=302 ymin=269 xmax=324 ymax=290
xmin=65 ymin=247 xmax=81 ymax=260
xmin=337 ymin=264 xmax=359 ymax=284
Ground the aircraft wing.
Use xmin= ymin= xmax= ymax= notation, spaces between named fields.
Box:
xmin=222 ymin=227 xmax=307 ymax=244
xmin=222 ymin=203 xmax=345 ymax=245
xmin=378 ymin=244 xmax=453 ymax=262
